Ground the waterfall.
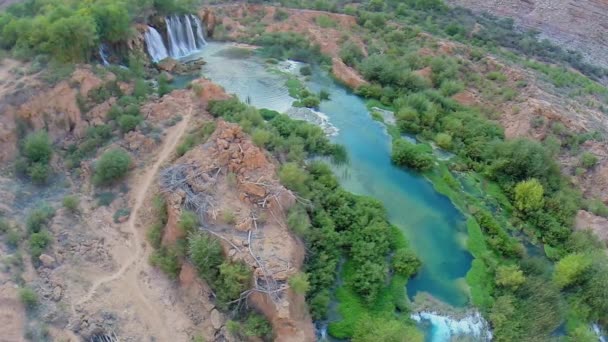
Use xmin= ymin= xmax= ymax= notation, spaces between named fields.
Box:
xmin=144 ymin=14 xmax=207 ymax=62
xmin=411 ymin=311 xmax=493 ymax=342
xmin=144 ymin=26 xmax=169 ymax=62
xmin=165 ymin=14 xmax=207 ymax=58
xmin=98 ymin=44 xmax=110 ymax=66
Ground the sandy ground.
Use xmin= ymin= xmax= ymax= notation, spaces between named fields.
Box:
xmin=68 ymin=108 xmax=198 ymax=341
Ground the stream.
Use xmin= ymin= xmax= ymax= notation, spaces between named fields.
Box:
xmin=185 ymin=42 xmax=483 ymax=341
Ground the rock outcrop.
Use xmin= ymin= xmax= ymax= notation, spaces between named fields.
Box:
xmin=160 ymin=119 xmax=314 ymax=341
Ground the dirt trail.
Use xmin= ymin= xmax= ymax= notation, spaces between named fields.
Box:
xmin=73 ymin=111 xmax=191 ymax=337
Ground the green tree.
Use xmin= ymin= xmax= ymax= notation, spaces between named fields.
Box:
xmin=62 ymin=195 xmax=79 ymax=213
xmin=48 ymin=15 xmax=98 ymax=62
xmin=93 ymin=149 xmax=132 ymax=185
xmin=118 ymin=114 xmax=142 ymax=133
xmin=495 ymin=264 xmax=526 ymax=290
xmin=29 ymin=230 xmax=52 ymax=259
xmin=435 ymin=133 xmax=452 ymax=150
xmin=392 ymin=248 xmax=421 ymax=277
xmin=288 ymin=272 xmax=310 ymax=294
xmin=91 ymin=2 xmax=131 ymax=43
xmin=514 ymin=178 xmax=544 ymax=212
xmin=554 ymin=253 xmax=592 ymax=288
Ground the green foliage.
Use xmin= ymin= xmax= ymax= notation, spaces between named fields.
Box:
xmin=179 ymin=210 xmax=198 ymax=234
xmin=19 ymin=287 xmax=38 ymax=310
xmin=495 ymin=264 xmax=526 ymax=290
xmin=279 ymin=163 xmax=309 ymax=194
xmin=391 ymin=248 xmax=421 ymax=277
xmin=340 ymin=41 xmax=364 ymax=67
xmin=215 ymin=261 xmax=251 ymax=303
xmin=149 ymin=247 xmax=181 ymax=278
xmin=188 ymin=232 xmax=223 ymax=283
xmin=118 ymin=114 xmax=142 ymax=133
xmin=157 ymin=73 xmax=173 ymax=97
xmin=62 ymin=195 xmax=79 ymax=213
xmin=287 ymin=204 xmax=310 ymax=236
xmin=242 ymin=313 xmax=272 ymax=339
xmin=26 ymin=204 xmax=55 ymax=233
xmin=29 ymin=230 xmax=52 ymax=259
xmin=580 ymin=152 xmax=598 ymax=169
xmin=352 ymin=315 xmax=423 ymax=342
xmin=554 ymin=253 xmax=592 ymax=289
xmin=23 ymin=131 xmax=52 ymax=164
xmin=299 ymin=65 xmax=312 ymax=76
xmin=435 ymin=132 xmax=452 ymax=150
xmin=93 ymin=149 xmax=131 ymax=185
xmin=315 ymin=15 xmax=336 ymax=28
xmin=288 ymin=272 xmax=310 ymax=294
xmin=391 ymin=139 xmax=434 ymax=171
xmin=254 ymin=32 xmax=329 ymax=64
xmin=514 ymin=178 xmax=544 ymax=212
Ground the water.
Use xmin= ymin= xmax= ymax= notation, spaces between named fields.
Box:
xmin=305 ymin=71 xmax=472 ymax=308
xmin=144 ymin=26 xmax=169 ymax=62
xmin=191 ymin=42 xmax=474 ymax=337
xmin=98 ymin=44 xmax=110 ymax=66
xmin=144 ymin=14 xmax=207 ymax=62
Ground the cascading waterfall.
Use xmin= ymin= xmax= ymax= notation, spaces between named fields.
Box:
xmin=144 ymin=26 xmax=169 ymax=62
xmin=144 ymin=14 xmax=207 ymax=62
xmin=165 ymin=14 xmax=207 ymax=58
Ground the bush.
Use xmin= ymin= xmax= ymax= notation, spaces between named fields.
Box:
xmin=149 ymin=247 xmax=181 ymax=278
xmin=29 ymin=230 xmax=52 ymax=259
xmin=288 ymin=272 xmax=310 ymax=294
xmin=279 ymin=163 xmax=309 ymax=194
xmin=118 ymin=114 xmax=142 ymax=133
xmin=580 ymin=152 xmax=598 ymax=169
xmin=26 ymin=205 xmax=55 ymax=233
xmin=24 ymin=131 xmax=52 ymax=163
xmin=188 ymin=232 xmax=223 ymax=282
xmin=62 ymin=195 xmax=79 ymax=213
xmin=19 ymin=288 xmax=38 ymax=310
xmin=215 ymin=261 xmax=251 ymax=303
xmin=179 ymin=210 xmax=198 ymax=234
xmin=27 ymin=162 xmax=50 ymax=184
xmin=391 ymin=139 xmax=434 ymax=171
xmin=435 ymin=133 xmax=452 ymax=149
xmin=392 ymin=248 xmax=421 ymax=277
xmin=243 ymin=313 xmax=272 ymax=339
xmin=93 ymin=149 xmax=131 ymax=185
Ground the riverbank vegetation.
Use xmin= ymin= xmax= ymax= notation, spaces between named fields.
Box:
xmin=309 ymin=1 xmax=608 ymax=339
xmin=208 ymin=98 xmax=422 ymax=340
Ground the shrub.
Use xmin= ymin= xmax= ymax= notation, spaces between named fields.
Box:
xmin=93 ymin=149 xmax=131 ymax=185
xmin=435 ymin=133 xmax=452 ymax=149
xmin=179 ymin=210 xmax=198 ymax=234
xmin=514 ymin=178 xmax=544 ymax=212
xmin=26 ymin=205 xmax=55 ymax=233
xmin=391 ymin=139 xmax=434 ymax=171
xmin=27 ymin=162 xmax=50 ymax=184
xmin=0 ymin=218 xmax=8 ymax=233
xmin=279 ymin=163 xmax=309 ymax=194
xmin=580 ymin=152 xmax=598 ymax=169
xmin=149 ymin=247 xmax=181 ymax=278
xmin=495 ymin=265 xmax=526 ymax=290
xmin=315 ymin=15 xmax=336 ymax=28
xmin=19 ymin=288 xmax=38 ymax=310
xmin=392 ymin=248 xmax=421 ymax=277
xmin=118 ymin=114 xmax=142 ymax=133
xmin=215 ymin=261 xmax=251 ymax=303
xmin=147 ymin=222 xmax=164 ymax=249
xmin=243 ymin=313 xmax=272 ymax=339
xmin=29 ymin=230 xmax=52 ymax=259
xmin=22 ymin=131 xmax=53 ymax=182
xmin=252 ymin=129 xmax=272 ymax=147
xmin=288 ymin=272 xmax=310 ymax=294
xmin=287 ymin=205 xmax=310 ymax=236
xmin=62 ymin=195 xmax=79 ymax=213
xmin=554 ymin=253 xmax=592 ymax=288
xmin=188 ymin=232 xmax=223 ymax=282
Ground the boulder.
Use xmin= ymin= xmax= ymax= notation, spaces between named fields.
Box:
xmin=39 ymin=254 xmax=56 ymax=268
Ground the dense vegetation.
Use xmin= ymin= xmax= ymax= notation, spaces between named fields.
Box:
xmin=0 ymin=0 xmax=198 ymax=62
xmin=208 ymin=98 xmax=422 ymax=340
